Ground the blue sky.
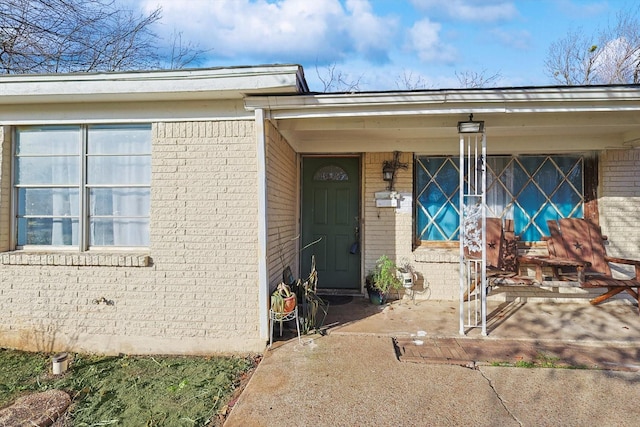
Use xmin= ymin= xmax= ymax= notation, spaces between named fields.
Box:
xmin=121 ymin=0 xmax=638 ymax=91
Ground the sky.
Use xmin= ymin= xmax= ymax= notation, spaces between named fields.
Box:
xmin=118 ymin=0 xmax=638 ymax=91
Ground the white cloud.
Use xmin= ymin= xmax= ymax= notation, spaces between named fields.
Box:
xmin=410 ymin=0 xmax=518 ymax=22
xmin=134 ymin=0 xmax=397 ymax=65
xmin=344 ymin=0 xmax=398 ymax=62
xmin=406 ymin=18 xmax=457 ymax=63
xmin=592 ymin=37 xmax=639 ymax=84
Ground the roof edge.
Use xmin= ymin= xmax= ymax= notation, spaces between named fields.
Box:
xmin=0 ymin=64 xmax=308 ymax=104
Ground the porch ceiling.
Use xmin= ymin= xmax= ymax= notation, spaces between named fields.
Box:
xmin=246 ymin=86 xmax=640 ymax=155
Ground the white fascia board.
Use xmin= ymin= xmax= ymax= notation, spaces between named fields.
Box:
xmin=0 ymin=99 xmax=253 ymax=125
xmin=245 ymin=86 xmax=640 ymax=118
xmin=0 ymin=65 xmax=304 ymax=105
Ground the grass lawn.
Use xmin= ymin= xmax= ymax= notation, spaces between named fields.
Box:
xmin=0 ymin=348 xmax=259 ymax=426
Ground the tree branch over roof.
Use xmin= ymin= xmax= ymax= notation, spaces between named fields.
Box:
xmin=545 ymin=5 xmax=640 ymax=85
xmin=0 ymin=0 xmax=202 ymax=73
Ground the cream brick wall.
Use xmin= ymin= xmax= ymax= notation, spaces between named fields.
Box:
xmin=265 ymin=121 xmax=298 ymax=288
xmin=363 ymin=152 xmax=413 ymax=273
xmin=0 ymin=120 xmax=265 ymax=354
xmin=363 ymin=152 xmax=459 ymax=300
xmin=599 ymin=149 xmax=640 ymax=260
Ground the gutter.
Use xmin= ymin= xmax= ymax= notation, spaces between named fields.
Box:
xmin=244 ymin=85 xmax=640 ymax=118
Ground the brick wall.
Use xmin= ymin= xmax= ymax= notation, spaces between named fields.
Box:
xmin=265 ymin=121 xmax=298 ymax=288
xmin=0 ymin=121 xmax=265 ymax=354
xmin=363 ymin=152 xmax=459 ymax=300
xmin=599 ymin=149 xmax=640 ymax=260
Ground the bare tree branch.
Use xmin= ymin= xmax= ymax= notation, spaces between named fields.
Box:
xmin=544 ymin=5 xmax=640 ymax=85
xmin=315 ymin=62 xmax=362 ymax=92
xmin=395 ymin=69 xmax=429 ymax=90
xmin=167 ymin=30 xmax=210 ymax=69
xmin=0 ymin=0 xmax=205 ymax=73
xmin=455 ymin=69 xmax=502 ymax=88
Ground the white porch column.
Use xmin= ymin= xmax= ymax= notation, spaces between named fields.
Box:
xmin=255 ymin=108 xmax=269 ymax=341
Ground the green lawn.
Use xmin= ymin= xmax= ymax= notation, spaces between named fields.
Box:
xmin=0 ymin=348 xmax=258 ymax=426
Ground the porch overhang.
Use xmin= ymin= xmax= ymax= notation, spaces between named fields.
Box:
xmin=245 ymin=85 xmax=640 ymax=154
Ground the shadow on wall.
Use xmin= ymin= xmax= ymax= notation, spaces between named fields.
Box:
xmin=9 ymin=296 xmax=116 ymax=353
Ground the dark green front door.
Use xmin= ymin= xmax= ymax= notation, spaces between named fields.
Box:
xmin=301 ymin=157 xmax=360 ymax=290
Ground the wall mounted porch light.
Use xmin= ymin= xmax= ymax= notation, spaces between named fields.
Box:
xmin=457 ymin=113 xmax=485 ymax=134
xmin=382 ymin=162 xmax=395 ymax=182
xmin=382 ymin=151 xmax=408 ymax=191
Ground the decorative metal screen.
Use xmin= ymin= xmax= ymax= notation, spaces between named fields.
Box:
xmin=416 ymin=154 xmax=584 ymax=242
xmin=486 ymin=155 xmax=583 ymax=241
xmin=416 ymin=157 xmax=460 ymax=241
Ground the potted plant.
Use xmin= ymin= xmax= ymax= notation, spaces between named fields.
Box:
xmin=397 ymin=259 xmax=417 ymax=290
xmin=271 ymin=282 xmax=296 ymax=315
xmin=365 ymin=255 xmax=402 ymax=304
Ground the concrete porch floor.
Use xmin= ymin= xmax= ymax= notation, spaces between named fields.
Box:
xmin=227 ymin=297 xmax=640 ymax=426
xmin=311 ymin=295 xmax=640 ymax=345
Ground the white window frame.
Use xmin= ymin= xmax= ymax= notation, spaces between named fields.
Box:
xmin=11 ymin=124 xmax=151 ymax=251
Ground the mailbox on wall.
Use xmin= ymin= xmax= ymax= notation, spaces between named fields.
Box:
xmin=374 ymin=191 xmax=412 ymax=210
xmin=374 ymin=191 xmax=398 ymax=208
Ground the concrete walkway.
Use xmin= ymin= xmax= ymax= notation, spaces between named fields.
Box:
xmin=224 ymin=299 xmax=640 ymax=426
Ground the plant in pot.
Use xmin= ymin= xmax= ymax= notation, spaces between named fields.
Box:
xmin=270 ymin=282 xmax=298 ymax=345
xmin=397 ymin=259 xmax=417 ymax=289
xmin=365 ymin=255 xmax=402 ymax=305
xmin=271 ymin=282 xmax=296 ymax=315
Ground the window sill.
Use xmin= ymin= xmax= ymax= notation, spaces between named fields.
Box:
xmin=0 ymin=251 xmax=150 ymax=267
xmin=413 ymin=247 xmax=458 ymax=263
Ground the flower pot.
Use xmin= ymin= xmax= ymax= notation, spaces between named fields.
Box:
xmin=399 ymin=271 xmax=416 ymax=289
xmin=282 ymin=295 xmax=296 ymax=314
xmin=367 ymin=289 xmax=386 ymax=305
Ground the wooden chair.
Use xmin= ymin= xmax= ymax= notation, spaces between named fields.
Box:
xmin=465 ymin=217 xmax=588 ymax=299
xmin=547 ymin=218 xmax=640 ymax=307
xmin=485 ymin=218 xmax=536 ymax=285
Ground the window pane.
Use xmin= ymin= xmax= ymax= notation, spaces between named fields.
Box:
xmin=17 ymin=188 xmax=79 ymax=216
xmin=86 ymin=125 xmax=151 ymax=248
xmin=90 ymin=218 xmax=150 ymax=246
xmin=15 ymin=126 xmax=80 ymax=155
xmin=416 ymin=154 xmax=584 ymax=243
xmin=416 ymin=157 xmax=460 ymax=241
xmin=88 ymin=125 xmax=152 ymax=154
xmin=16 ymin=156 xmax=79 ymax=185
xmin=554 ymin=182 xmax=582 ymax=217
xmin=17 ymin=218 xmax=78 ymax=246
xmin=87 ymin=156 xmax=151 ymax=185
xmin=313 ymin=165 xmax=349 ymax=181
xmin=90 ymin=188 xmax=150 ymax=216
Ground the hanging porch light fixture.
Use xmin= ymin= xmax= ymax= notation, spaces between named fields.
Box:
xmin=457 ymin=113 xmax=485 ymax=134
